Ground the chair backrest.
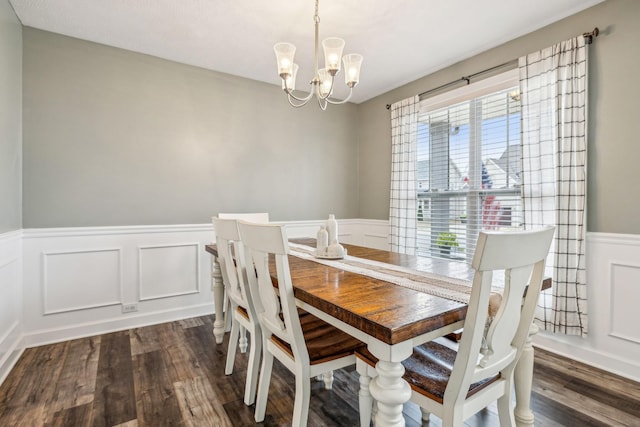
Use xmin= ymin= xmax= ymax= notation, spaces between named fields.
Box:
xmin=237 ymin=221 xmax=310 ymax=366
xmin=446 ymin=226 xmax=555 ymax=403
xmin=217 ymin=212 xmax=270 ymax=223
xmin=213 ymin=217 xmax=254 ymax=314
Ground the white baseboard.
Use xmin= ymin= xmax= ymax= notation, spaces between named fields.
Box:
xmin=0 ymin=320 xmax=24 ymax=385
xmin=0 ymin=341 xmax=24 ymax=386
xmin=23 ymin=303 xmax=214 ymax=348
xmin=534 ymin=333 xmax=640 ymax=383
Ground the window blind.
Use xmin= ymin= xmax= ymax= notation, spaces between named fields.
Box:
xmin=416 ymin=84 xmax=522 ymax=261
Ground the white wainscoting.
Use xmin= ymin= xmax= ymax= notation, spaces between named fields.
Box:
xmin=21 ymin=225 xmax=216 ymax=347
xmin=0 ymin=230 xmax=23 ymax=385
xmin=281 ymin=218 xmax=390 ymax=250
xmin=335 ymin=218 xmax=391 ymax=250
xmin=17 ymin=219 xmax=388 ymax=350
xmin=138 ymin=243 xmax=200 ymax=301
xmin=9 ymin=222 xmax=640 ymax=385
xmin=534 ymin=232 xmax=640 ymax=382
xmin=43 ymin=247 xmax=122 ymax=314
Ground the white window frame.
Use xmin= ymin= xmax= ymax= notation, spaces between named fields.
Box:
xmin=417 ymin=68 xmax=521 ymax=261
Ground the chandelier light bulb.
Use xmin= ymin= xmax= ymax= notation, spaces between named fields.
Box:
xmin=282 ymin=63 xmax=299 ymax=91
xmin=343 ymin=54 xmax=363 ymax=87
xmin=318 ymin=68 xmax=333 ymax=97
xmin=274 ymin=42 xmax=296 ymax=77
xmin=322 ymin=37 xmax=345 ymax=75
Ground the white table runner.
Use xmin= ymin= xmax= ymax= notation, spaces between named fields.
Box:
xmin=288 ymin=243 xmax=503 ymax=310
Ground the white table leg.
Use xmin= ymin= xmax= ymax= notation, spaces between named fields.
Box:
xmin=514 ymin=322 xmax=538 ymax=427
xmin=211 ymin=255 xmax=226 ymax=344
xmin=369 ymin=360 xmax=411 ymax=427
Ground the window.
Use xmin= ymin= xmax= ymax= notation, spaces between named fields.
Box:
xmin=416 ymin=70 xmax=522 ymax=261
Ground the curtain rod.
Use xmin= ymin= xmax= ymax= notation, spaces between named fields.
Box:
xmin=385 ymin=27 xmax=599 ymax=110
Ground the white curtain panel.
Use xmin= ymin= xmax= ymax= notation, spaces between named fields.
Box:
xmin=519 ymin=37 xmax=588 ymax=336
xmin=389 ymin=95 xmax=419 ymax=255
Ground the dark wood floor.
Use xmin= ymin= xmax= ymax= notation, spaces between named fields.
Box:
xmin=1 ymin=315 xmax=639 ymax=426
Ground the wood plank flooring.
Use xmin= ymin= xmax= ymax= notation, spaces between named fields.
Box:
xmin=1 ymin=315 xmax=639 ymax=426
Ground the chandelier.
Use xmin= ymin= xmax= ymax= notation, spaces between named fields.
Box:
xmin=273 ymin=0 xmax=363 ymax=110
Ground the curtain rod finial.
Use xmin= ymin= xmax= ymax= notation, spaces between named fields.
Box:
xmin=584 ymin=27 xmax=599 ymax=44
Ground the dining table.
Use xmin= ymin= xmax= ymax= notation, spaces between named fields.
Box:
xmin=205 ymin=238 xmax=550 ymax=427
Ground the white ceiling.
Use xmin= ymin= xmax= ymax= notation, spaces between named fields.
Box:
xmin=9 ymin=0 xmax=603 ymax=104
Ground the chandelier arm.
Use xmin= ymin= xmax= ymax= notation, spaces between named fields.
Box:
xmin=285 ymin=87 xmax=315 ymax=103
xmin=287 ymin=93 xmax=313 ymax=108
xmin=324 ymin=88 xmax=354 ymax=105
xmin=316 ymin=74 xmax=337 ymax=101
xmin=283 ymin=77 xmax=316 ymax=103
xmin=317 ymin=96 xmax=328 ymax=111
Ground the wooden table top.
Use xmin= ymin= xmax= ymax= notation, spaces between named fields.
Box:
xmin=206 ymin=238 xmax=551 ymax=346
xmin=209 ymin=239 xmax=456 ymax=345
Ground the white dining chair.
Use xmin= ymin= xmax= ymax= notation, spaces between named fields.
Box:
xmin=237 ymin=221 xmax=365 ymax=427
xmin=356 ymin=226 xmax=555 ymax=427
xmin=213 ymin=217 xmax=262 ymax=406
xmin=213 ymin=212 xmax=269 ymax=336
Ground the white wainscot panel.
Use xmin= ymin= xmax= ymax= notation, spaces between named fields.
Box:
xmin=139 ymin=243 xmax=199 ymax=301
xmin=44 ymin=248 xmax=121 ymax=314
xmin=0 ymin=260 xmax=18 ymax=340
xmin=610 ymin=262 xmax=640 ymax=344
xmin=338 ymin=219 xmax=390 ymax=250
xmin=276 ymin=219 xmax=389 ymax=250
xmin=363 ymin=233 xmax=390 ymax=250
xmin=281 ymin=220 xmax=325 ymax=239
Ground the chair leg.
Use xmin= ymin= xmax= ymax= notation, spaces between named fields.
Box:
xmin=356 ymin=358 xmax=373 ymax=427
xmin=419 ymin=407 xmax=431 ymax=425
xmin=372 ymin=400 xmax=378 ymax=425
xmin=441 ymin=408 xmax=464 ymax=427
xmin=225 ymin=317 xmax=240 ymax=375
xmin=243 ymin=325 xmax=262 ymax=406
xmin=497 ymin=382 xmax=516 ymax=427
xmin=292 ymin=372 xmax=311 ymax=427
xmin=254 ymin=349 xmax=274 ymax=423
xmin=239 ymin=325 xmax=248 ymax=353
xmin=224 ymin=294 xmax=232 ymax=332
xmin=322 ymin=370 xmax=334 ymax=390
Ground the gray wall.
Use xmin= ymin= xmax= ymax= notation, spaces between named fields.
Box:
xmin=19 ymin=0 xmax=640 ymax=233
xmin=0 ymin=0 xmax=22 ymax=233
xmin=22 ymin=28 xmax=359 ymax=227
xmin=357 ymin=0 xmax=640 ymax=234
